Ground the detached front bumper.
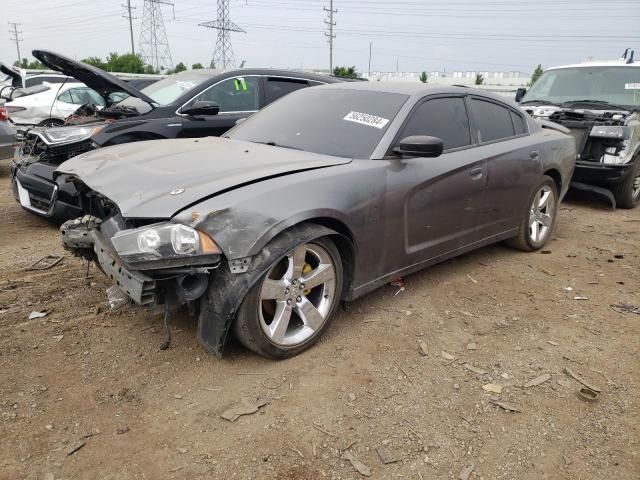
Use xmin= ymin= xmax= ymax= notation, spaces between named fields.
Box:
xmin=572 ymin=160 xmax=636 ymax=185
xmin=10 ymin=151 xmax=82 ymax=221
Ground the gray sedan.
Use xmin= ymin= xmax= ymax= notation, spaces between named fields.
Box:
xmin=58 ymin=82 xmax=576 ymax=359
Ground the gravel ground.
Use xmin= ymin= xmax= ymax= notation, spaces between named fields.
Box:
xmin=1 ymin=157 xmax=639 ymax=480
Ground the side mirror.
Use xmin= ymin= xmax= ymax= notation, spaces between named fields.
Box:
xmin=181 ymin=100 xmax=220 ymax=116
xmin=515 ymin=87 xmax=527 ymax=103
xmin=393 ymin=135 xmax=443 ymax=158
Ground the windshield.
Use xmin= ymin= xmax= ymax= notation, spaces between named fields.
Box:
xmin=117 ymin=70 xmax=215 ymax=108
xmin=523 ymin=66 xmax=640 ymax=108
xmin=228 ymin=88 xmax=409 ymax=159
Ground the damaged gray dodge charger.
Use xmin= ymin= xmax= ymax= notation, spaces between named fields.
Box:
xmin=57 ymin=83 xmax=576 ymax=359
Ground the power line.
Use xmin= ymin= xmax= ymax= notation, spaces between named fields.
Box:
xmin=139 ymin=0 xmax=174 ymax=71
xmin=199 ymin=0 xmax=245 ymax=68
xmin=8 ymin=21 xmax=23 ymax=64
xmin=323 ymin=0 xmax=336 ymax=72
xmin=122 ymin=0 xmax=137 ymax=56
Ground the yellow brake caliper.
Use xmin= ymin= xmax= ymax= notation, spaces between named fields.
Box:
xmin=303 ymin=263 xmax=312 ymax=295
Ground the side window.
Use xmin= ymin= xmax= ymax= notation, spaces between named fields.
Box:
xmin=191 ymin=76 xmax=260 ymax=113
xmin=57 ymin=89 xmax=74 ymax=103
xmin=397 ymin=97 xmax=471 ymax=150
xmin=510 ymin=111 xmax=526 ymax=135
xmin=470 ymin=98 xmax=515 ymax=142
xmin=264 ymin=78 xmax=310 ymax=105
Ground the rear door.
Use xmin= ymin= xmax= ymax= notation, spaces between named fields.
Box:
xmin=383 ymin=95 xmax=487 ymax=273
xmin=466 ymin=96 xmax=540 ymax=237
xmin=178 ymin=75 xmax=263 ymax=138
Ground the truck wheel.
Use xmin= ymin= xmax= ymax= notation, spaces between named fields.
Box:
xmin=234 ymin=236 xmax=343 ymax=359
xmin=506 ymin=175 xmax=558 ymax=252
xmin=611 ymin=161 xmax=640 ymax=209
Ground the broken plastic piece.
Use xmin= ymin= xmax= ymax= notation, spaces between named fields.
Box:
xmin=106 ymin=285 xmax=129 ymax=311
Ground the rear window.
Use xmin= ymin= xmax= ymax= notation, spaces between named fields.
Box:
xmin=470 ymin=98 xmax=515 ymax=142
xmin=264 ymin=78 xmax=310 ymax=105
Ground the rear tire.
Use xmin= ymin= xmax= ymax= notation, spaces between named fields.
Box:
xmin=234 ymin=236 xmax=343 ymax=359
xmin=611 ymin=161 xmax=640 ymax=209
xmin=506 ymin=175 xmax=558 ymax=252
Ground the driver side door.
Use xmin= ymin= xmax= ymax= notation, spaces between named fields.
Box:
xmin=382 ymin=95 xmax=487 ymax=274
xmin=178 ymin=76 xmax=263 ymax=138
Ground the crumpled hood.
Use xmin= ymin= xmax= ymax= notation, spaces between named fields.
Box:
xmin=56 ymin=136 xmax=351 ymax=218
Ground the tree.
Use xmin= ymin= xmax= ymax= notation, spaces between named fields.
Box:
xmin=475 ymin=73 xmax=484 ymax=85
xmin=333 ymin=65 xmax=358 ymax=79
xmin=419 ymin=71 xmax=428 ymax=83
xmin=530 ymin=64 xmax=544 ymax=86
xmin=14 ymin=58 xmax=46 ymax=69
xmin=167 ymin=62 xmax=187 ymax=74
xmin=82 ymin=57 xmax=107 ymax=70
xmin=192 ymin=63 xmax=204 ymax=69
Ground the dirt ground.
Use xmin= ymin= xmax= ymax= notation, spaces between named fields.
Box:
xmin=0 ymin=156 xmax=639 ymax=480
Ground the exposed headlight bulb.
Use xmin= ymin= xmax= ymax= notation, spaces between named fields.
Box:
xmin=171 ymin=224 xmax=199 ymax=254
xmin=137 ymin=229 xmax=161 ymax=252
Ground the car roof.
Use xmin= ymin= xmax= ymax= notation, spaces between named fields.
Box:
xmin=547 ymin=60 xmax=640 ymax=70
xmin=319 ymin=81 xmax=519 ymax=105
xmin=215 ymin=68 xmax=344 ymax=83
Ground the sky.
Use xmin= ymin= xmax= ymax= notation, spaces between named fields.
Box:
xmin=2 ymin=0 xmax=640 ymax=75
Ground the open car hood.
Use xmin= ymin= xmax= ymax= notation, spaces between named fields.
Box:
xmin=0 ymin=61 xmax=23 ymax=88
xmin=32 ymin=50 xmax=156 ymax=105
xmin=56 ymin=137 xmax=351 ymax=218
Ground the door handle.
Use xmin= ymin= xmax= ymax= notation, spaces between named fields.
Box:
xmin=470 ymin=167 xmax=483 ymax=179
xmin=530 ymin=150 xmax=539 ymax=160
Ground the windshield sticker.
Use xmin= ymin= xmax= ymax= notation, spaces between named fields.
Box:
xmin=343 ymin=111 xmax=390 ymax=129
xmin=625 ymin=83 xmax=640 ymax=90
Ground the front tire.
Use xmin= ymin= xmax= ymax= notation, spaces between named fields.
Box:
xmin=611 ymin=161 xmax=640 ymax=209
xmin=234 ymin=236 xmax=343 ymax=359
xmin=507 ymin=175 xmax=559 ymax=252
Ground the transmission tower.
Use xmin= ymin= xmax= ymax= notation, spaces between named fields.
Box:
xmin=139 ymin=0 xmax=174 ymax=71
xmin=324 ymin=1 xmax=336 ymax=73
xmin=8 ymin=22 xmax=23 ymax=65
xmin=199 ymin=0 xmax=245 ymax=69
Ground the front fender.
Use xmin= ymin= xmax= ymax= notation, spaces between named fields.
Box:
xmin=198 ymin=223 xmax=340 ymax=357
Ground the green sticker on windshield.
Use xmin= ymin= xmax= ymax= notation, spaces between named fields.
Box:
xmin=234 ymin=78 xmax=248 ymax=91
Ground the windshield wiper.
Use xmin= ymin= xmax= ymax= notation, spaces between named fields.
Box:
xmin=255 ymin=141 xmax=303 ymax=151
xmin=560 ymin=99 xmax=632 ymax=111
xmin=520 ymin=100 xmax=557 ymax=106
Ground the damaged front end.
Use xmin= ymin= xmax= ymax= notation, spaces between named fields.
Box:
xmin=10 ymin=125 xmax=103 ymax=219
xmin=527 ymin=107 xmax=640 ymax=207
xmin=60 ymin=187 xmax=222 ymax=311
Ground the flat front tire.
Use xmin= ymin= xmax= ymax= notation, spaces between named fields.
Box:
xmin=234 ymin=236 xmax=343 ymax=359
xmin=507 ymin=175 xmax=558 ymax=252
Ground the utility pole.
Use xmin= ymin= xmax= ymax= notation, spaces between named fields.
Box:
xmin=8 ymin=22 xmax=23 ymax=65
xmin=323 ymin=0 xmax=336 ymax=73
xmin=368 ymin=41 xmax=372 ymax=77
xmin=122 ymin=0 xmax=137 ymax=56
xmin=199 ymin=0 xmax=245 ymax=69
xmin=139 ymin=0 xmax=174 ymax=71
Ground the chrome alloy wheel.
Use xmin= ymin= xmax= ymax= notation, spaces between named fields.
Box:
xmin=258 ymin=243 xmax=337 ymax=346
xmin=529 ymin=185 xmax=555 ymax=244
xmin=633 ymin=174 xmax=640 ymax=199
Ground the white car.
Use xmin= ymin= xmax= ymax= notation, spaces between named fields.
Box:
xmin=6 ymin=82 xmax=104 ymax=127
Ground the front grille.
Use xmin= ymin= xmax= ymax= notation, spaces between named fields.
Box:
xmin=29 ymin=191 xmax=52 ymax=212
xmin=46 ymin=139 xmax=93 ymax=162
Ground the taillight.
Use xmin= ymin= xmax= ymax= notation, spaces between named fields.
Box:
xmin=0 ymin=107 xmax=7 ymax=122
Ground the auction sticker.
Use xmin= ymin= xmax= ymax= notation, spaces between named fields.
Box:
xmin=625 ymin=83 xmax=640 ymax=90
xmin=344 ymin=111 xmax=390 ymax=129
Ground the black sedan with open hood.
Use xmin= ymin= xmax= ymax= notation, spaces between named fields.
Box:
xmin=59 ymin=83 xmax=575 ymax=360
xmin=10 ymin=50 xmax=342 ymax=222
